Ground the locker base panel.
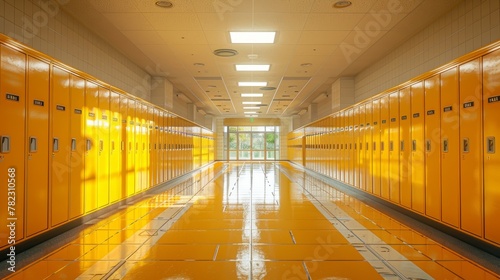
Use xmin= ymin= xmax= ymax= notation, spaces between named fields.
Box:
xmin=1 ymin=162 xmax=499 ymax=279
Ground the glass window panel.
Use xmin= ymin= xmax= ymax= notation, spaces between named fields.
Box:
xmin=229 ymin=126 xmax=237 ymax=132
xmin=239 ymin=133 xmax=251 ymax=150
xmin=239 ymin=150 xmax=250 ymax=160
xmin=265 ymin=133 xmax=275 ymax=149
xmin=229 ymin=151 xmax=237 ymax=160
xmin=266 ymin=151 xmax=275 ymax=160
xmin=275 ymin=151 xmax=280 ymax=160
xmin=229 ymin=133 xmax=237 ymax=150
xmin=253 ymin=126 xmax=265 ymax=132
xmin=253 ymin=150 xmax=264 ymax=160
xmin=266 ymin=126 xmax=275 ymax=132
xmin=238 ymin=126 xmax=251 ymax=131
xmin=253 ymin=133 xmax=264 ymax=150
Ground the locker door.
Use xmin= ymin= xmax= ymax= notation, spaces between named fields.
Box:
xmin=380 ymin=95 xmax=390 ymax=199
xmin=411 ymin=82 xmax=425 ymax=214
xmin=26 ymin=56 xmax=49 ymax=236
xmin=424 ymin=75 xmax=441 ymax=220
xmin=459 ymin=58 xmax=483 ymax=237
xmin=332 ymin=114 xmax=338 ymax=180
xmin=97 ymin=87 xmax=110 ymax=208
xmin=483 ymin=49 xmax=500 ymax=244
xmin=389 ymin=92 xmax=400 ymax=203
xmin=166 ymin=113 xmax=172 ymax=180
xmin=142 ymin=104 xmax=150 ymax=189
xmin=119 ymin=95 xmax=129 ymax=198
xmin=358 ymin=106 xmax=366 ymax=190
xmin=134 ymin=102 xmax=143 ymax=193
xmin=339 ymin=111 xmax=345 ymax=181
xmin=69 ymin=74 xmax=85 ymax=219
xmin=440 ymin=67 xmax=460 ymax=228
xmin=348 ymin=109 xmax=354 ymax=185
xmin=372 ymin=98 xmax=381 ymax=196
xmin=126 ymin=99 xmax=136 ymax=196
xmin=399 ymin=87 xmax=412 ymax=208
xmin=51 ymin=66 xmax=70 ymax=226
xmin=0 ymin=45 xmax=26 ymax=248
xmin=84 ymin=81 xmax=99 ymax=213
xmin=353 ymin=107 xmax=360 ymax=188
xmin=109 ymin=91 xmax=121 ymax=203
xmin=162 ymin=112 xmax=167 ymax=182
xmin=157 ymin=110 xmax=164 ymax=184
xmin=364 ymin=102 xmax=373 ymax=193
xmin=149 ymin=107 xmax=156 ymax=188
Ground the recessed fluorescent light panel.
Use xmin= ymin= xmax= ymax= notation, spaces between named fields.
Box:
xmin=245 ymin=115 xmax=258 ymax=117
xmin=242 ymin=101 xmax=261 ymax=105
xmin=238 ymin=82 xmax=267 ymax=87
xmin=244 ymin=111 xmax=257 ymax=114
xmin=230 ymin=32 xmax=276 ymax=43
xmin=241 ymin=93 xmax=263 ymax=97
xmin=236 ymin=65 xmax=270 ymax=71
xmin=243 ymin=107 xmax=260 ymax=110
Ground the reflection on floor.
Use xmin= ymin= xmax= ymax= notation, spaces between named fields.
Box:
xmin=3 ymin=162 xmax=500 ymax=279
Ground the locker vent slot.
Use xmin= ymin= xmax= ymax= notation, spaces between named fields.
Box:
xmin=29 ymin=137 xmax=37 ymax=153
xmin=53 ymin=138 xmax=59 ymax=152
xmin=71 ymin=138 xmax=77 ymax=151
xmin=426 ymin=140 xmax=431 ymax=152
xmin=487 ymin=137 xmax=495 ymax=154
xmin=463 ymin=138 xmax=470 ymax=153
xmin=412 ymin=140 xmax=417 ymax=151
xmin=443 ymin=139 xmax=449 ymax=153
xmin=1 ymin=136 xmax=10 ymax=153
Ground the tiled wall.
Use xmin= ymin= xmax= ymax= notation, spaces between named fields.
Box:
xmin=355 ymin=0 xmax=500 ymax=102
xmin=0 ymin=0 xmax=151 ymax=101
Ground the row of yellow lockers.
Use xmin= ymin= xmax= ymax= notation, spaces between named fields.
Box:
xmin=0 ymin=38 xmax=215 ymax=251
xmin=288 ymin=42 xmax=500 ymax=247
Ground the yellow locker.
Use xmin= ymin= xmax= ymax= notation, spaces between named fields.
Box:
xmin=149 ymin=106 xmax=157 ymax=188
xmin=459 ymin=58 xmax=483 ymax=237
xmin=119 ymin=95 xmax=129 ymax=198
xmin=134 ymin=102 xmax=143 ymax=192
xmin=162 ymin=112 xmax=168 ymax=182
xmin=358 ymin=105 xmax=366 ymax=190
xmin=411 ymin=82 xmax=425 ymax=214
xmin=68 ymin=74 xmax=85 ymax=219
xmin=399 ymin=87 xmax=412 ymax=208
xmin=142 ymin=104 xmax=150 ymax=189
xmin=389 ymin=92 xmax=400 ymax=203
xmin=353 ymin=107 xmax=360 ymax=188
xmin=339 ymin=111 xmax=345 ymax=181
xmin=84 ymin=81 xmax=99 ymax=213
xmin=97 ymin=87 xmax=110 ymax=208
xmin=0 ymin=44 xmax=26 ymax=248
xmin=424 ymin=75 xmax=441 ymax=220
xmin=372 ymin=98 xmax=381 ymax=196
xmin=483 ymin=49 xmax=500 ymax=244
xmin=26 ymin=56 xmax=49 ymax=236
xmin=364 ymin=102 xmax=373 ymax=193
xmin=166 ymin=113 xmax=172 ymax=180
xmin=440 ymin=67 xmax=460 ymax=228
xmin=51 ymin=66 xmax=71 ymax=226
xmin=109 ymin=91 xmax=121 ymax=203
xmin=332 ymin=114 xmax=339 ymax=180
xmin=157 ymin=109 xmax=164 ymax=184
xmin=126 ymin=98 xmax=136 ymax=196
xmin=347 ymin=109 xmax=354 ymax=185
xmin=380 ymin=95 xmax=390 ymax=199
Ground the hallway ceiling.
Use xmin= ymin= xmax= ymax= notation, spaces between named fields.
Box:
xmin=61 ymin=0 xmax=461 ymax=118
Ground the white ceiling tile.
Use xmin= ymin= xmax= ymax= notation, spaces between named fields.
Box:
xmin=298 ymin=30 xmax=350 ymax=44
xmin=103 ymin=13 xmax=154 ymax=30
xmin=144 ymin=13 xmax=202 ymax=30
xmin=157 ymin=30 xmax=208 ymax=45
xmin=303 ymin=13 xmax=364 ymax=30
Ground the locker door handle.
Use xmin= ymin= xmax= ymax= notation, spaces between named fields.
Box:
xmin=53 ymin=138 xmax=59 ymax=152
xmin=487 ymin=137 xmax=495 ymax=154
xmin=463 ymin=138 xmax=469 ymax=153
xmin=373 ymin=142 xmax=376 ymax=151
xmin=366 ymin=142 xmax=369 ymax=150
xmin=400 ymin=140 xmax=404 ymax=152
xmin=71 ymin=138 xmax=77 ymax=151
xmin=412 ymin=140 xmax=417 ymax=151
xmin=111 ymin=141 xmax=115 ymax=151
xmin=29 ymin=137 xmax=38 ymax=153
xmin=99 ymin=140 xmax=104 ymax=152
xmin=0 ymin=136 xmax=10 ymax=153
xmin=381 ymin=142 xmax=384 ymax=151
xmin=121 ymin=141 xmax=125 ymax=151
xmin=86 ymin=139 xmax=92 ymax=151
xmin=443 ymin=139 xmax=449 ymax=153
xmin=426 ymin=140 xmax=431 ymax=152
xmin=389 ymin=141 xmax=394 ymax=151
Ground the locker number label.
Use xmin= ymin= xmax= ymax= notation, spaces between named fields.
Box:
xmin=427 ymin=110 xmax=435 ymax=115
xmin=443 ymin=106 xmax=453 ymax=112
xmin=463 ymin=101 xmax=474 ymax=108
xmin=488 ymin=96 xmax=500 ymax=103
xmin=74 ymin=109 xmax=82 ymax=115
xmin=5 ymin=93 xmax=19 ymax=102
xmin=56 ymin=105 xmax=66 ymax=111
xmin=33 ymin=100 xmax=44 ymax=106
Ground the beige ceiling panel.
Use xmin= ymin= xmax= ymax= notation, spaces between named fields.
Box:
xmin=354 ymin=10 xmax=408 ymax=32
xmin=88 ymin=0 xmax=139 ymax=13
xmin=310 ymin=0 xmax=375 ymax=13
xmin=157 ymin=30 xmax=208 ymax=45
xmin=121 ymin=30 xmax=163 ymax=45
xmin=134 ymin=0 xmax=196 ymax=12
xmin=103 ymin=13 xmax=154 ymax=31
xmin=294 ymin=44 xmax=337 ymax=56
xmin=191 ymin=0 xmax=254 ymax=13
xmin=249 ymin=13 xmax=309 ymax=30
xmin=370 ymin=0 xmax=424 ymax=14
xmin=144 ymin=13 xmax=202 ymax=30
xmin=197 ymin=13 xmax=254 ymax=31
xmin=303 ymin=13 xmax=364 ymax=31
xmin=298 ymin=30 xmax=350 ymax=45
xmin=253 ymin=0 xmax=315 ymax=13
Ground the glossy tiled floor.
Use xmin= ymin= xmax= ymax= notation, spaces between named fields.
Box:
xmin=4 ymin=162 xmax=500 ymax=279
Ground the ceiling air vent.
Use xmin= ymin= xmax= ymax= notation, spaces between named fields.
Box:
xmin=213 ymin=49 xmax=238 ymax=57
xmin=260 ymin=86 xmax=276 ymax=91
